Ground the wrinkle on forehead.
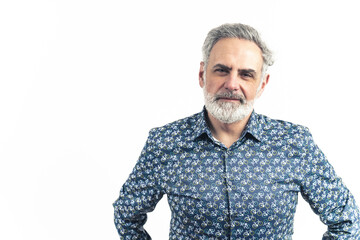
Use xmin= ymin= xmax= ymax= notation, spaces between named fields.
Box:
xmin=208 ymin=38 xmax=263 ymax=73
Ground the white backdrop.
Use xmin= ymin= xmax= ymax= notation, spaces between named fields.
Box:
xmin=1 ymin=0 xmax=359 ymax=239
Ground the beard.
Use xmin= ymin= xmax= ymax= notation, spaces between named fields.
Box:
xmin=203 ymin=88 xmax=254 ymax=124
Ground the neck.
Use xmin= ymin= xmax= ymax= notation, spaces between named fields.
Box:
xmin=206 ymin=111 xmax=252 ymax=148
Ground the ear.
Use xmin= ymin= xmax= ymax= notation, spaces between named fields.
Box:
xmin=256 ymin=74 xmax=270 ymax=98
xmin=199 ymin=61 xmax=205 ymax=88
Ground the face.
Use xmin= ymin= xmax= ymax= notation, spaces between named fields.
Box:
xmin=199 ymin=38 xmax=269 ymax=123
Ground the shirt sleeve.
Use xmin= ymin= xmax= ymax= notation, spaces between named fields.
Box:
xmin=300 ymin=130 xmax=360 ymax=239
xmin=113 ymin=130 xmax=164 ymax=239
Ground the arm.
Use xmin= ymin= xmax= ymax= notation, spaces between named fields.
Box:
xmin=300 ymin=131 xmax=360 ymax=239
xmin=113 ymin=130 xmax=164 ymax=239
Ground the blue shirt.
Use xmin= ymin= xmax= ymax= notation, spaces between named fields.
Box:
xmin=113 ymin=109 xmax=360 ymax=239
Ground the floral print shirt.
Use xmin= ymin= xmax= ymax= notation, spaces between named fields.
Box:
xmin=113 ymin=109 xmax=360 ymax=239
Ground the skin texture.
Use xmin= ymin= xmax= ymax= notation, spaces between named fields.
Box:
xmin=199 ymin=38 xmax=270 ymax=148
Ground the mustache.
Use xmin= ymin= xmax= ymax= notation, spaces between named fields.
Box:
xmin=214 ymin=92 xmax=246 ymax=104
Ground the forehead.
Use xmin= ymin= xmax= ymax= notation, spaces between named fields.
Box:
xmin=208 ymin=38 xmax=263 ymax=70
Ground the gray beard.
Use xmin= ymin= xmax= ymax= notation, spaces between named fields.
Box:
xmin=203 ymin=88 xmax=254 ymax=124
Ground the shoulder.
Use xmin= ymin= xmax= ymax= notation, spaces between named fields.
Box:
xmin=147 ymin=111 xmax=203 ymax=144
xmin=256 ymin=113 xmax=321 ymax=165
xmin=255 ymin=113 xmax=313 ymax=143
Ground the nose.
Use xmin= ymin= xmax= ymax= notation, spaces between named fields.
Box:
xmin=224 ymin=72 xmax=240 ymax=92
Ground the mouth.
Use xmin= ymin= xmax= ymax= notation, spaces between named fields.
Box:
xmin=217 ymin=97 xmax=241 ymax=102
xmin=213 ymin=92 xmax=246 ymax=104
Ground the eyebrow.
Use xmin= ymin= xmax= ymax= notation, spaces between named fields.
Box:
xmin=212 ymin=64 xmax=257 ymax=76
xmin=212 ymin=64 xmax=232 ymax=71
xmin=239 ymin=69 xmax=256 ymax=75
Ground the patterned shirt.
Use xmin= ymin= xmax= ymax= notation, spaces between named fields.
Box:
xmin=113 ymin=109 xmax=360 ymax=239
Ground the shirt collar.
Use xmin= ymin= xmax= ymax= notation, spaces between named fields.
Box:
xmin=192 ymin=107 xmax=211 ymax=141
xmin=243 ymin=110 xmax=264 ymax=142
xmin=192 ymin=107 xmax=264 ymax=142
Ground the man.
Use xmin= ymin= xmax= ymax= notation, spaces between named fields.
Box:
xmin=113 ymin=23 xmax=360 ymax=239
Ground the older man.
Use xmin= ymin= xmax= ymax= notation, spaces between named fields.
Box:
xmin=113 ymin=23 xmax=360 ymax=239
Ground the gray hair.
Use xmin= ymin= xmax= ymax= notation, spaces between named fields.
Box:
xmin=202 ymin=23 xmax=274 ymax=77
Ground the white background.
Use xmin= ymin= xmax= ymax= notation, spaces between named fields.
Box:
xmin=1 ymin=0 xmax=359 ymax=239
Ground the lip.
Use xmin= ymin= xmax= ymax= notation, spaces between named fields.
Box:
xmin=218 ymin=98 xmax=240 ymax=102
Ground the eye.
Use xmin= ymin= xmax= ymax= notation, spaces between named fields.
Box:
xmin=214 ymin=68 xmax=229 ymax=75
xmin=240 ymin=70 xmax=255 ymax=79
xmin=242 ymin=73 xmax=253 ymax=78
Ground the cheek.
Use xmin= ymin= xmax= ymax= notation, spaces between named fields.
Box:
xmin=204 ymin=81 xmax=219 ymax=94
xmin=242 ymin=85 xmax=258 ymax=100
